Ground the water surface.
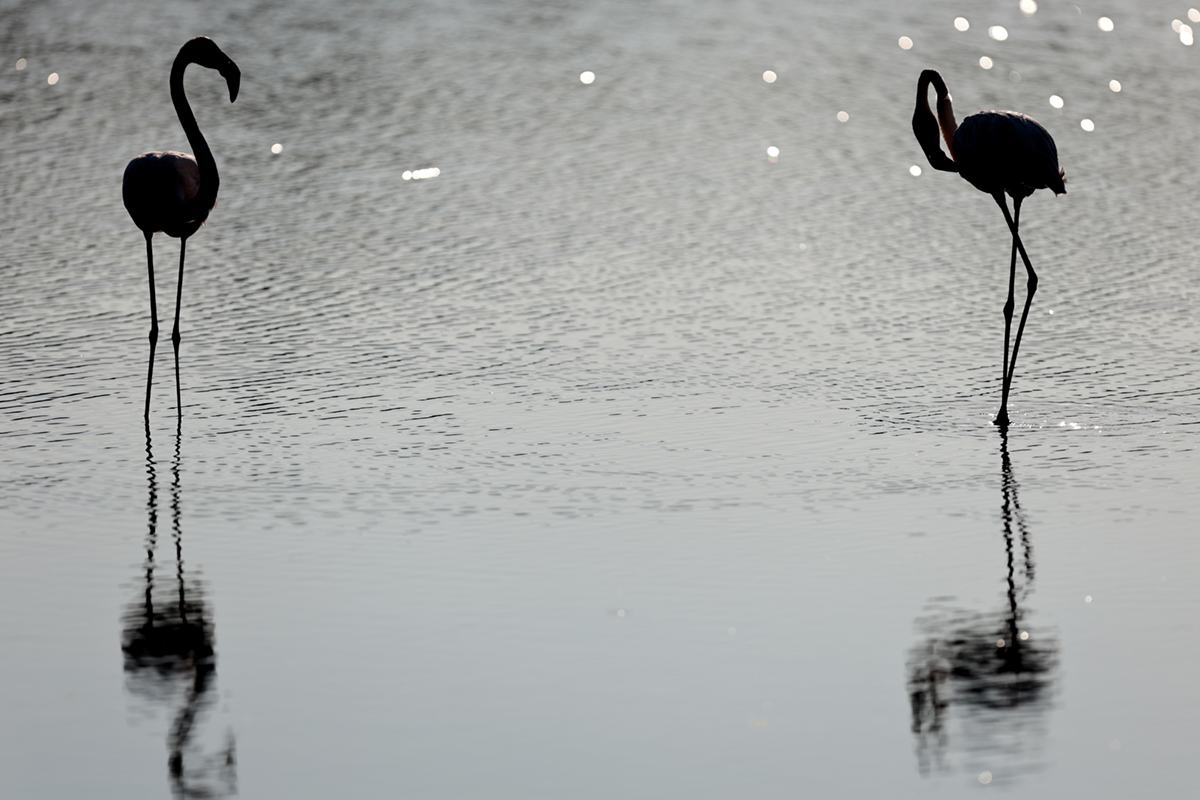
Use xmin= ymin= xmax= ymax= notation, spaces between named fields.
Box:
xmin=2 ymin=1 xmax=1198 ymax=797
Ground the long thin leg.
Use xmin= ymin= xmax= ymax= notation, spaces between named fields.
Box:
xmin=998 ymin=197 xmax=1019 ymax=425
xmin=172 ymin=237 xmax=187 ymax=416
xmin=993 ymin=194 xmax=1038 ymax=427
xmin=144 ymin=231 xmax=158 ymax=419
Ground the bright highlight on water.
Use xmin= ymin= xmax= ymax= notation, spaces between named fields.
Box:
xmin=954 ymin=17 xmax=969 ymax=31
xmin=898 ymin=36 xmax=912 ymax=50
xmin=579 ymin=71 xmax=595 ymax=84
xmin=762 ymin=70 xmax=776 ymax=82
xmin=989 ymin=26 xmax=1008 ymax=41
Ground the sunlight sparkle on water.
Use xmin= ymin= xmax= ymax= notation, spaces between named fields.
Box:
xmin=1086 ymin=596 xmax=1093 ymax=603
xmin=47 ymin=72 xmax=58 ymax=85
xmin=580 ymin=71 xmax=595 ymax=84
xmin=989 ymin=25 xmax=1009 ymax=41
xmin=1020 ymin=0 xmax=1038 ymax=14
xmin=1020 ymin=631 xmax=1030 ymax=640
xmin=1182 ymin=25 xmax=1195 ymax=46
xmin=762 ymin=70 xmax=776 ymax=83
xmin=1173 ymin=19 xmax=1184 ymax=32
xmin=954 ymin=17 xmax=969 ymax=32
xmin=898 ymin=36 xmax=913 ymax=50
xmin=1081 ymin=118 xmax=1095 ymax=131
xmin=15 ymin=58 xmax=26 ymax=70
xmin=403 ymin=167 xmax=440 ymax=180
xmin=1110 ymin=79 xmax=1121 ymax=92
xmin=270 ymin=143 xmax=283 ymax=154
xmin=837 ymin=111 xmax=849 ymax=122
xmin=979 ymin=772 xmax=993 ymax=785
xmin=1098 ymin=16 xmax=1114 ymax=32
xmin=980 ymin=56 xmax=994 ymax=69
xmin=767 ymin=146 xmax=779 ymax=162
xmin=909 ymin=165 xmax=922 ymax=176
xmin=1049 ymin=94 xmax=1064 ymax=108
xmin=1191 ymin=9 xmax=1200 ymax=23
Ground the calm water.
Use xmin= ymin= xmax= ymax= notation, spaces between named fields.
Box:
xmin=2 ymin=0 xmax=1199 ymax=796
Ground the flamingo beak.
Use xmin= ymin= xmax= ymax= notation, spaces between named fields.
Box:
xmin=222 ymin=62 xmax=241 ymax=102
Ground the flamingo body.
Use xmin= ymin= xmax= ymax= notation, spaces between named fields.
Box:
xmin=912 ymin=69 xmax=1066 ymax=427
xmin=123 ymin=151 xmax=203 ymax=238
xmin=952 ymin=111 xmax=1065 ymax=200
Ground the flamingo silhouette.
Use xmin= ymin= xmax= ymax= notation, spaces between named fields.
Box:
xmin=912 ymin=69 xmax=1066 ymax=427
xmin=123 ymin=37 xmax=240 ymax=417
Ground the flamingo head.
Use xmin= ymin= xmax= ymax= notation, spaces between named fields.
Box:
xmin=180 ymin=37 xmax=240 ymax=102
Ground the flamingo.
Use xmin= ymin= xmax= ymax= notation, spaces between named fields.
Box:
xmin=912 ymin=69 xmax=1066 ymax=427
xmin=124 ymin=37 xmax=240 ymax=417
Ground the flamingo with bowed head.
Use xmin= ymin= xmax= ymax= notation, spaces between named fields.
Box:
xmin=912 ymin=69 xmax=1066 ymax=427
xmin=123 ymin=37 xmax=239 ymax=416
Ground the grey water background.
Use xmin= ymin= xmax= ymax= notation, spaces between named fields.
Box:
xmin=2 ymin=0 xmax=1199 ymax=796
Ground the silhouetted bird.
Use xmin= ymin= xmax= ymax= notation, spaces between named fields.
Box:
xmin=913 ymin=69 xmax=1066 ymax=427
xmin=124 ymin=37 xmax=239 ymax=416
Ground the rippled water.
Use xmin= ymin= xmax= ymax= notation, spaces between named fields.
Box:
xmin=3 ymin=0 xmax=1199 ymax=797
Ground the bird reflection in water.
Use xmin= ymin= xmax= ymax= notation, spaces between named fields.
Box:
xmin=906 ymin=430 xmax=1059 ymax=782
xmin=122 ymin=418 xmax=237 ymax=798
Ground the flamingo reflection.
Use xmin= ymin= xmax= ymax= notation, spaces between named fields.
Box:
xmin=122 ymin=419 xmax=236 ymax=798
xmin=906 ymin=431 xmax=1059 ymax=782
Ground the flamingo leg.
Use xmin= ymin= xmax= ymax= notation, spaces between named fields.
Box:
xmin=145 ymin=231 xmax=158 ymax=419
xmin=996 ymin=194 xmax=1019 ymax=425
xmin=172 ymin=237 xmax=187 ymax=415
xmin=993 ymin=194 xmax=1037 ymax=427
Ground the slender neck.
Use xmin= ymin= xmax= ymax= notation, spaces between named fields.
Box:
xmin=169 ymin=53 xmax=219 ymax=210
xmin=936 ymin=94 xmax=957 ymax=156
xmin=913 ymin=70 xmax=958 ymax=173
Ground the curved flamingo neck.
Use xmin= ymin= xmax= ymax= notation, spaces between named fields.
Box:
xmin=914 ymin=70 xmax=959 ymax=173
xmin=936 ymin=94 xmax=957 ymax=156
xmin=169 ymin=52 xmax=218 ymax=212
